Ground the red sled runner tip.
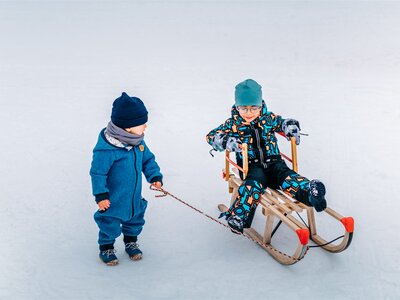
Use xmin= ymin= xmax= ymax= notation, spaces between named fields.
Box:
xmin=296 ymin=228 xmax=310 ymax=245
xmin=340 ymin=217 xmax=354 ymax=233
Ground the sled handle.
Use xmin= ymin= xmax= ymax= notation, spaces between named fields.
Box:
xmin=242 ymin=144 xmax=248 ymax=179
xmin=277 ymin=132 xmax=298 ymax=172
xmin=290 ymin=137 xmax=298 ymax=173
xmin=225 ymin=145 xmax=248 ymax=180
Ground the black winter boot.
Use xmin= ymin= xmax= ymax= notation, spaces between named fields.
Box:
xmin=227 ymin=215 xmax=244 ymax=234
xmin=308 ymin=180 xmax=327 ymax=212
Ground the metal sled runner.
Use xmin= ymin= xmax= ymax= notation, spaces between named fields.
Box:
xmin=218 ymin=133 xmax=354 ymax=265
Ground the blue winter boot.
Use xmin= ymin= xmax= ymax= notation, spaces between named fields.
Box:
xmin=99 ymin=245 xmax=118 ymax=266
xmin=308 ymin=180 xmax=327 ymax=212
xmin=124 ymin=235 xmax=142 ymax=260
xmin=125 ymin=242 xmax=143 ymax=260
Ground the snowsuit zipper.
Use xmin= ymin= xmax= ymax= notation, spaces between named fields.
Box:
xmin=251 ymin=124 xmax=267 ymax=168
xmin=131 ymin=148 xmax=138 ymax=218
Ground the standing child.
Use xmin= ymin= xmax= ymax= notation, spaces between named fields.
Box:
xmin=206 ymin=79 xmax=327 ymax=233
xmin=90 ymin=92 xmax=163 ymax=265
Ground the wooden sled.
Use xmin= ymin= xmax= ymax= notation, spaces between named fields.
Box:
xmin=219 ymin=134 xmax=354 ymax=265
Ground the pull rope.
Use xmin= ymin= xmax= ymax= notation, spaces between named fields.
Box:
xmin=150 ymin=186 xmax=308 ymax=262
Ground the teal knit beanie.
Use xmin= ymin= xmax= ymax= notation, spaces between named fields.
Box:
xmin=234 ymin=79 xmax=262 ymax=106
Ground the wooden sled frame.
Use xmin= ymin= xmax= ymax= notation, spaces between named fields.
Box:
xmin=220 ymin=133 xmax=354 ymax=265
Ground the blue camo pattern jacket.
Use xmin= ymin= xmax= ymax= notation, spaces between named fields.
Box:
xmin=206 ymin=101 xmax=285 ymax=162
xmin=90 ymin=129 xmax=162 ymax=221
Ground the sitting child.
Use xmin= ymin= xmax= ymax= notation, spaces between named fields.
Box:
xmin=90 ymin=92 xmax=163 ymax=265
xmin=206 ymin=79 xmax=326 ymax=233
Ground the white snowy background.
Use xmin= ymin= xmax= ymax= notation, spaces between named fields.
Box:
xmin=1 ymin=1 xmax=399 ymax=299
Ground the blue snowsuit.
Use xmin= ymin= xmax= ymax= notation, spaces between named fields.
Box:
xmin=90 ymin=129 xmax=163 ymax=246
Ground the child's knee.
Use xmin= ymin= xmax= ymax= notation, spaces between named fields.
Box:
xmin=242 ymin=179 xmax=264 ymax=191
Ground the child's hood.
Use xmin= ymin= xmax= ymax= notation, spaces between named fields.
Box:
xmin=231 ymin=100 xmax=268 ymax=123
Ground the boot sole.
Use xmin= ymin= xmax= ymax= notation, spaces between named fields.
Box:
xmin=227 ymin=219 xmax=244 ymax=234
xmin=314 ymin=198 xmax=327 ymax=212
xmin=101 ymin=259 xmax=119 ymax=266
xmin=129 ymin=253 xmax=143 ymax=261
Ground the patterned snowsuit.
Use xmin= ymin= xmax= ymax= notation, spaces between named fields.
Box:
xmin=206 ymin=101 xmax=312 ymax=227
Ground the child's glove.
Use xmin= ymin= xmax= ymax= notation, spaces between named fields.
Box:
xmin=226 ymin=136 xmax=242 ymax=152
xmin=212 ymin=132 xmax=242 ymax=152
xmin=282 ymin=118 xmax=301 ymax=145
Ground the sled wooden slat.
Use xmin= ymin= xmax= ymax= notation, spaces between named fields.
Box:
xmin=260 ymin=193 xmax=293 ymax=214
xmin=290 ymin=137 xmax=298 ymax=172
xmin=324 ymin=207 xmax=344 ymax=220
xmin=245 ymin=228 xmax=308 ymax=265
xmin=242 ymin=143 xmax=248 ymax=179
xmin=259 ymin=199 xmax=300 ymax=232
xmin=305 ymin=206 xmax=317 ymax=236
xmin=230 ymin=186 xmax=239 ymax=206
xmin=269 ymin=189 xmax=303 ymax=213
xmin=225 ymin=153 xmax=230 ymax=181
xmin=263 ymin=213 xmax=274 ymax=244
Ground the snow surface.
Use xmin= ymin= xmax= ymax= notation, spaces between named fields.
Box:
xmin=1 ymin=1 xmax=400 ymax=299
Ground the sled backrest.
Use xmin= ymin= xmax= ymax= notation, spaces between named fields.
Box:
xmin=224 ymin=133 xmax=298 ymax=180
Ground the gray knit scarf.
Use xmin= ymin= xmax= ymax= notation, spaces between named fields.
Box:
xmin=105 ymin=121 xmax=144 ymax=146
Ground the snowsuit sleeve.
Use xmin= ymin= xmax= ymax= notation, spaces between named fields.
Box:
xmin=268 ymin=112 xmax=285 ymax=132
xmin=206 ymin=118 xmax=234 ymax=146
xmin=90 ymin=150 xmax=115 ymax=202
xmin=142 ymin=142 xmax=163 ymax=184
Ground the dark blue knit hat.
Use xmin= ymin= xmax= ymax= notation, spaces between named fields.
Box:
xmin=111 ymin=92 xmax=148 ymax=128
